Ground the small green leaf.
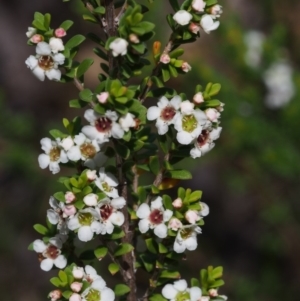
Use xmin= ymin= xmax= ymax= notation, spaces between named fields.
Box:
xmin=69 ymin=99 xmax=87 ymax=108
xmin=210 ymin=279 xmax=225 ymax=288
xmin=191 ymin=278 xmax=200 ymax=287
xmin=208 ymin=83 xmax=221 ymax=97
xmin=53 ymin=191 xmax=65 ymax=202
xmin=149 ymin=294 xmax=168 ymax=301
xmin=59 ymin=20 xmax=74 ymax=30
xmin=62 ymin=291 xmax=73 ymax=299
xmin=188 ymin=191 xmax=202 ymax=202
xmin=114 ymin=243 xmax=134 ymax=257
xmin=145 ymin=238 xmax=158 ymax=254
xmin=50 ymin=277 xmax=62 ymax=287
xmin=94 ymin=247 xmax=108 ymax=260
xmin=158 ymin=243 xmax=168 ymax=254
xmin=28 ymin=242 xmax=34 ymax=251
xmin=162 ymin=67 xmax=170 ymax=82
xmin=79 ymin=89 xmax=93 ymax=102
xmin=149 ymin=156 xmax=160 ymax=175
xmin=108 ymin=263 xmax=120 ymax=275
xmin=65 ymin=35 xmax=86 ymax=49
xmin=212 ymin=266 xmax=223 ymax=279
xmin=169 ymin=48 xmax=184 ymax=58
xmin=77 ymin=59 xmax=94 ymax=78
xmin=94 ymin=6 xmax=106 ymax=14
xmin=114 ymin=284 xmax=130 ymax=296
xmin=58 ymin=270 xmax=68 ymax=284
xmin=165 ymin=169 xmax=192 ymax=180
xmin=49 ymin=129 xmax=66 ymax=139
xmin=160 ymin=270 xmax=181 ymax=279
xmin=169 ymin=0 xmax=180 ymax=11
xmin=33 ymin=224 xmax=48 ymax=235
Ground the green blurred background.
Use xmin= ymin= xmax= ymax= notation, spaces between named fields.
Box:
xmin=1 ymin=0 xmax=300 ymax=300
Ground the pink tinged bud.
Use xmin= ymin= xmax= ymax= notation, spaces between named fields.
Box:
xmin=193 ymin=92 xmax=204 ymax=104
xmin=69 ymin=293 xmax=82 ymax=301
xmin=185 ymin=210 xmax=200 ymax=224
xmin=49 ymin=290 xmax=62 ymax=301
xmin=63 ymin=205 xmax=77 ymax=217
xmin=160 ymin=54 xmax=171 ymax=64
xmin=209 ymin=289 xmax=218 ymax=297
xmin=189 ymin=23 xmax=200 ymax=34
xmin=55 ymin=28 xmax=67 ymax=38
xmin=65 ymin=191 xmax=76 ymax=203
xmin=72 ymin=267 xmax=84 ymax=279
xmin=192 ymin=0 xmax=206 ymax=12
xmin=71 ymin=282 xmax=83 ymax=293
xmin=205 ymin=108 xmax=220 ymax=122
xmin=97 ymin=92 xmax=109 ymax=104
xmin=129 ymin=33 xmax=140 ymax=44
xmin=86 ymin=170 xmax=97 ymax=181
xmin=30 ymin=34 xmax=44 ymax=43
xmin=168 ymin=218 xmax=182 ymax=231
xmin=210 ymin=5 xmax=223 ymax=17
xmin=182 ymin=62 xmax=192 ymax=72
xmin=172 ymin=198 xmax=183 ymax=209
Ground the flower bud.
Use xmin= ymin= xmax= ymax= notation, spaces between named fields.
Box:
xmin=208 ymin=289 xmax=218 ymax=297
xmin=173 ymin=10 xmax=193 ymax=26
xmin=83 ymin=193 xmax=99 ymax=207
xmin=109 ymin=38 xmax=128 ymax=57
xmin=63 ymin=205 xmax=77 ymax=217
xmin=60 ymin=136 xmax=74 ymax=151
xmin=49 ymin=37 xmax=64 ymax=53
xmin=185 ymin=210 xmax=200 ymax=224
xmin=96 ymin=92 xmax=109 ymax=104
xmin=26 ymin=27 xmax=36 ymax=38
xmin=168 ymin=218 xmax=182 ymax=231
xmin=210 ymin=5 xmax=223 ymax=18
xmin=153 ymin=41 xmax=161 ymax=56
xmin=65 ymin=191 xmax=76 ymax=203
xmin=181 ymin=62 xmax=192 ymax=73
xmin=189 ymin=23 xmax=200 ymax=34
xmin=205 ymin=108 xmax=220 ymax=122
xmin=30 ymin=34 xmax=44 ymax=43
xmin=71 ymin=282 xmax=83 ymax=293
xmin=69 ymin=293 xmax=82 ymax=301
xmin=72 ymin=267 xmax=84 ymax=279
xmin=55 ymin=28 xmax=67 ymax=38
xmin=129 ymin=33 xmax=140 ymax=44
xmin=172 ymin=198 xmax=183 ymax=209
xmin=192 ymin=0 xmax=206 ymax=12
xmin=86 ymin=170 xmax=97 ymax=181
xmin=49 ymin=289 xmax=62 ymax=301
xmin=193 ymin=92 xmax=204 ymax=104
xmin=160 ymin=54 xmax=171 ymax=64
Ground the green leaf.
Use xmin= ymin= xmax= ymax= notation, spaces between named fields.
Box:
xmin=160 ymin=270 xmax=181 ymax=279
xmin=93 ymin=47 xmax=108 ymax=60
xmin=137 ymin=186 xmax=147 ymax=203
xmin=158 ymin=243 xmax=168 ymax=254
xmin=94 ymin=6 xmax=106 ymax=14
xmin=33 ymin=224 xmax=48 ymax=235
xmin=83 ymin=13 xmax=98 ymax=23
xmin=94 ymin=246 xmax=108 ymax=260
xmin=59 ymin=20 xmax=74 ymax=30
xmin=191 ymin=278 xmax=200 ymax=287
xmin=79 ymin=89 xmax=93 ymax=102
xmin=109 ymin=227 xmax=125 ymax=240
xmin=108 ymin=263 xmax=120 ymax=275
xmin=62 ymin=291 xmax=73 ymax=299
xmin=149 ymin=294 xmax=168 ymax=301
xmin=28 ymin=242 xmax=34 ymax=251
xmin=169 ymin=48 xmax=184 ymax=58
xmin=77 ymin=59 xmax=94 ymax=78
xmin=53 ymin=191 xmax=65 ymax=202
xmin=165 ymin=169 xmax=192 ymax=180
xmin=212 ymin=266 xmax=223 ymax=279
xmin=208 ymin=83 xmax=221 ymax=97
xmin=65 ymin=35 xmax=86 ymax=49
xmin=58 ymin=270 xmax=68 ymax=284
xmin=32 ymin=20 xmax=46 ymax=31
xmin=206 ymin=0 xmax=218 ymax=6
xmin=49 ymin=129 xmax=66 ymax=139
xmin=44 ymin=13 xmax=51 ymax=29
xmin=145 ymin=238 xmax=158 ymax=254
xmin=210 ymin=279 xmax=225 ymax=288
xmin=188 ymin=191 xmax=202 ymax=202
xmin=114 ymin=243 xmax=134 ymax=256
xmin=114 ymin=284 xmax=130 ymax=296
xmin=162 ymin=67 xmax=170 ymax=82
xmin=149 ymin=156 xmax=160 ymax=175
xmin=34 ymin=12 xmax=44 ymax=24
xmin=50 ymin=277 xmax=62 ymax=287
xmin=139 ymin=21 xmax=155 ymax=33
xmin=69 ymin=98 xmax=87 ymax=108
xmin=169 ymin=0 xmax=180 ymax=11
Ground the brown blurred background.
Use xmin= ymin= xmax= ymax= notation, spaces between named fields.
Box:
xmin=1 ymin=1 xmax=300 ymax=300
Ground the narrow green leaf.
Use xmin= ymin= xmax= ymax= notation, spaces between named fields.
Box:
xmin=114 ymin=284 xmax=130 ymax=296
xmin=33 ymin=224 xmax=48 ymax=235
xmin=114 ymin=243 xmax=134 ymax=257
xmin=53 ymin=191 xmax=65 ymax=202
xmin=165 ymin=169 xmax=192 ymax=180
xmin=49 ymin=129 xmax=66 ymax=139
xmin=79 ymin=89 xmax=93 ymax=102
xmin=94 ymin=247 xmax=108 ymax=260
xmin=58 ymin=270 xmax=68 ymax=284
xmin=94 ymin=6 xmax=106 ymax=14
xmin=149 ymin=294 xmax=168 ymax=301
xmin=149 ymin=156 xmax=160 ymax=175
xmin=59 ymin=20 xmax=74 ymax=31
xmin=188 ymin=191 xmax=202 ymax=202
xmin=65 ymin=35 xmax=86 ymax=49
xmin=208 ymin=83 xmax=221 ymax=97
xmin=69 ymin=99 xmax=87 ymax=108
xmin=169 ymin=0 xmax=180 ymax=11
xmin=145 ymin=238 xmax=158 ymax=254
xmin=77 ymin=59 xmax=94 ymax=78
xmin=162 ymin=67 xmax=170 ymax=82
xmin=160 ymin=270 xmax=181 ymax=279
xmin=50 ymin=277 xmax=62 ymax=287
xmin=210 ymin=279 xmax=225 ymax=288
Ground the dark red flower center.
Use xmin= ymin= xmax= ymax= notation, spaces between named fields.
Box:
xmin=45 ymin=245 xmax=60 ymax=259
xmin=100 ymin=204 xmax=113 ymax=220
xmin=197 ymin=130 xmax=209 ymax=147
xmin=95 ymin=117 xmax=112 ymax=133
xmin=38 ymin=55 xmax=54 ymax=70
xmin=149 ymin=209 xmax=163 ymax=225
xmin=160 ymin=106 xmax=176 ymax=122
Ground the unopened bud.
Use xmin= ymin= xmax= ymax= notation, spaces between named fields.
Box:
xmin=55 ymin=28 xmax=67 ymax=38
xmin=172 ymin=198 xmax=183 ymax=209
xmin=48 ymin=290 xmax=62 ymax=301
xmin=71 ymin=282 xmax=83 ymax=293
xmin=185 ymin=210 xmax=200 ymax=224
xmin=208 ymin=289 xmax=218 ymax=297
xmin=153 ymin=41 xmax=161 ymax=56
xmin=193 ymin=92 xmax=204 ymax=104
xmin=160 ymin=54 xmax=171 ymax=64
xmin=180 ymin=100 xmax=195 ymax=114
xmin=189 ymin=23 xmax=200 ymax=34
xmin=65 ymin=191 xmax=76 ymax=203
xmin=129 ymin=33 xmax=140 ymax=44
xmin=69 ymin=293 xmax=82 ymax=301
xmin=97 ymin=92 xmax=109 ymax=104
xmin=63 ymin=205 xmax=77 ymax=217
xmin=210 ymin=4 xmax=223 ymax=17
xmin=168 ymin=218 xmax=182 ymax=231
xmin=86 ymin=170 xmax=97 ymax=181
xmin=192 ymin=0 xmax=206 ymax=12
xmin=83 ymin=193 xmax=99 ymax=207
xmin=30 ymin=34 xmax=44 ymax=43
xmin=205 ymin=108 xmax=220 ymax=122
xmin=181 ymin=62 xmax=192 ymax=73
xmin=72 ymin=267 xmax=84 ymax=279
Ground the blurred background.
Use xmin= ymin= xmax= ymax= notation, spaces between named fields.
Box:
xmin=1 ymin=0 xmax=300 ymax=300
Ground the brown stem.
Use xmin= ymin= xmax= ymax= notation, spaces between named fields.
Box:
xmin=73 ymin=77 xmax=84 ymax=91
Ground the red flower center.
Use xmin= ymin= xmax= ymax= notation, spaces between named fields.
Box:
xmin=149 ymin=209 xmax=163 ymax=224
xmin=197 ymin=130 xmax=209 ymax=147
xmin=45 ymin=245 xmax=60 ymax=259
xmin=95 ymin=117 xmax=112 ymax=133
xmin=160 ymin=106 xmax=176 ymax=122
xmin=38 ymin=55 xmax=54 ymax=70
xmin=100 ymin=204 xmax=113 ymax=220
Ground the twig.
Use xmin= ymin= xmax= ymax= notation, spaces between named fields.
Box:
xmin=116 ymin=0 xmax=127 ymax=25
xmin=73 ymin=77 xmax=84 ymax=91
xmin=132 ymin=165 xmax=139 ymax=193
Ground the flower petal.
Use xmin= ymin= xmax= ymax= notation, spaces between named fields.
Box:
xmin=54 ymin=255 xmax=67 ymax=269
xmin=40 ymin=258 xmax=54 ymax=271
xmin=162 ymin=284 xmax=177 ymax=299
xmin=154 ymin=224 xmax=168 ymax=238
xmin=138 ymin=219 xmax=150 ymax=233
xmin=38 ymin=154 xmax=50 ymax=169
xmin=78 ymin=226 xmax=93 ymax=242
xmin=136 ymin=203 xmax=151 ymax=219
xmin=33 ymin=239 xmax=47 ymax=252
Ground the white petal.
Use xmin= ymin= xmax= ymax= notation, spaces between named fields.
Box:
xmin=81 ymin=125 xmax=99 ymax=140
xmin=49 ymin=162 xmax=60 ymax=174
xmin=154 ymin=224 xmax=167 ymax=238
xmin=90 ymin=221 xmax=103 ymax=234
xmin=162 ymin=284 xmax=178 ymax=299
xmin=25 ymin=55 xmax=38 ymax=69
xmin=78 ymin=226 xmax=94 ymax=242
xmin=53 ymin=53 xmax=65 ymax=65
xmin=36 ymin=42 xmax=51 ymax=55
xmin=68 ymin=146 xmax=82 ymax=161
xmin=190 ymin=287 xmax=202 ymax=301
xmin=84 ymin=109 xmax=97 ymax=123
xmin=163 ymin=209 xmax=173 ymax=222
xmin=85 ymin=265 xmax=97 ymax=276
xmin=40 ymin=258 xmax=54 ymax=271
xmin=68 ymin=217 xmax=81 ymax=230
xmin=100 ymin=288 xmax=115 ymax=301
xmin=103 ymin=221 xmax=114 ymax=234
xmin=194 ymin=110 xmax=208 ymax=124
xmin=147 ymin=106 xmax=161 ymax=121
xmin=170 ymin=95 xmax=182 ymax=109
xmin=173 ymin=240 xmax=186 ymax=253
xmin=110 ymin=211 xmax=125 ymax=226
xmin=74 ymin=133 xmax=86 ymax=145
xmin=151 ymin=197 xmax=163 ymax=209
xmin=185 ymin=237 xmax=198 ymax=251
xmin=156 ymin=120 xmax=169 ymax=135
xmin=40 ymin=138 xmax=52 ymax=152
xmin=47 ymin=209 xmax=59 ymax=224
xmin=136 ymin=203 xmax=151 ymax=219
xmin=83 ymin=194 xmax=98 ymax=206
xmin=92 ymin=278 xmax=106 ymax=291
xmin=59 ymin=150 xmax=68 ymax=163
xmin=32 ymin=66 xmax=45 ymax=81
xmin=111 ymin=123 xmax=124 ymax=139
xmin=138 ymin=219 xmax=150 ymax=233
xmin=177 ymin=131 xmax=193 ymax=145
xmin=174 ymin=279 xmax=188 ymax=292
xmin=33 ymin=240 xmax=47 ymax=253
xmin=200 ymin=202 xmax=209 ymax=216
xmin=190 ymin=147 xmax=202 ymax=159
xmin=38 ymin=154 xmax=50 ymax=169
xmin=111 ymin=197 xmax=126 ymax=209
xmin=46 ymin=68 xmax=61 ymax=81
xmin=210 ymin=127 xmax=222 ymax=140
xmin=54 ymin=255 xmax=67 ymax=269
xmin=104 ymin=172 xmax=119 ymax=186
xmin=49 ymin=196 xmax=59 ymax=209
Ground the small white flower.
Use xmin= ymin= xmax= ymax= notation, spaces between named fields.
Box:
xmin=49 ymin=37 xmax=65 ymax=53
xmin=190 ymin=127 xmax=222 ymax=159
xmin=200 ymin=15 xmax=220 ymax=34
xmin=60 ymin=136 xmax=74 ymax=151
xmin=25 ymin=42 xmax=65 ymax=81
xmin=174 ymin=101 xmax=208 ymax=145
xmin=193 ymin=92 xmax=204 ymax=104
xmin=33 ymin=235 xmax=67 ymax=271
xmin=38 ymin=137 xmax=68 ymax=174
xmin=136 ymin=197 xmax=173 ymax=238
xmin=205 ymin=108 xmax=220 ymax=122
xmin=147 ymin=96 xmax=181 ymax=135
xmin=95 ymin=168 xmax=119 ymax=198
xmin=162 ymin=279 xmax=202 ymax=301
xmin=210 ymin=4 xmax=223 ymax=18
xmin=192 ymin=0 xmax=206 ymax=12
xmin=173 ymin=225 xmax=201 ymax=253
xmin=109 ymin=38 xmax=128 ymax=57
xmin=82 ymin=109 xmax=124 ymax=144
xmin=68 ymin=208 xmax=103 ymax=242
xmin=119 ymin=113 xmax=136 ymax=132
xmin=26 ymin=27 xmax=37 ymax=38
xmin=173 ymin=10 xmax=193 ymax=26
xmin=83 ymin=193 xmax=99 ymax=207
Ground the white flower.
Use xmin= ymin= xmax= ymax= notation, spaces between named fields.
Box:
xmin=60 ymin=136 xmax=74 ymax=151
xmin=136 ymin=197 xmax=173 ymax=238
xmin=84 ymin=265 xmax=102 ymax=282
xmin=49 ymin=37 xmax=64 ymax=53
xmin=263 ymin=61 xmax=295 ymax=109
xmin=33 ymin=235 xmax=67 ymax=271
xmin=119 ymin=113 xmax=136 ymax=132
xmin=174 ymin=102 xmax=208 ymax=145
xmin=38 ymin=137 xmax=68 ymax=174
xmin=25 ymin=42 xmax=65 ymax=81
xmin=147 ymin=96 xmax=181 ymax=135
xmin=192 ymin=0 xmax=206 ymax=12
xmin=173 ymin=10 xmax=193 ymax=26
xmin=95 ymin=168 xmax=119 ymax=198
xmin=173 ymin=225 xmax=201 ymax=253
xmin=162 ymin=279 xmax=202 ymax=301
xmin=210 ymin=4 xmax=223 ymax=18
xmin=82 ymin=109 xmax=124 ymax=144
xmin=199 ymin=202 xmax=209 ymax=217
xmin=109 ymin=38 xmax=128 ymax=57
xmin=190 ymin=127 xmax=222 ymax=158
xmin=26 ymin=27 xmax=36 ymax=38
xmin=97 ymin=197 xmax=126 ymax=234
xmin=244 ymin=31 xmax=265 ymax=68
xmin=200 ymin=15 xmax=220 ymax=34
xmin=81 ymin=281 xmax=115 ymax=301
xmin=68 ymin=208 xmax=103 ymax=242
xmin=83 ymin=193 xmax=99 ymax=207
